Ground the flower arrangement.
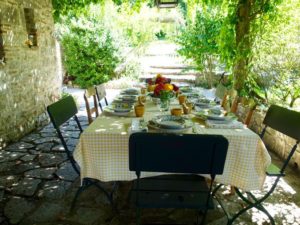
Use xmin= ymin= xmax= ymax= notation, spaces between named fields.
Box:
xmin=148 ymin=74 xmax=179 ymax=100
xmin=147 ymin=73 xmax=171 ymax=85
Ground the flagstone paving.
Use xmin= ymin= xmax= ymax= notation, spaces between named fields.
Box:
xmin=0 ymin=87 xmax=300 ymax=225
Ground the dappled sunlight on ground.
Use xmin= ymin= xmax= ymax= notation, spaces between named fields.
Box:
xmin=215 ymin=168 xmax=300 ymax=225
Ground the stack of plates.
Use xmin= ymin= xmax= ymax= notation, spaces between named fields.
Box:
xmin=121 ymin=88 xmax=139 ymax=95
xmin=114 ymin=95 xmax=137 ymax=104
xmin=193 ymin=98 xmax=217 ymax=109
xmin=194 ymin=111 xmax=234 ymax=124
xmin=104 ymin=105 xmax=132 ymax=116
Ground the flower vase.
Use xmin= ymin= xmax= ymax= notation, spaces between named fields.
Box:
xmin=159 ymin=98 xmax=170 ymax=112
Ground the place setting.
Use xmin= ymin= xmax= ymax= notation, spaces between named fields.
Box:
xmin=147 ymin=114 xmax=193 ymax=133
xmin=130 ymin=95 xmax=194 ymax=133
xmin=193 ymin=97 xmax=217 ymax=109
xmin=103 ymin=102 xmax=134 ymax=116
xmin=193 ymin=108 xmax=244 ymax=129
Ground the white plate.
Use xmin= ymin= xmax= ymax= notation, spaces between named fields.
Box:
xmin=119 ymin=95 xmax=137 ymax=100
xmin=206 ymin=114 xmax=227 ymax=121
xmin=194 ymin=112 xmax=234 ymax=122
xmin=108 ymin=104 xmax=132 ymax=112
xmin=104 ymin=106 xmax=132 ymax=116
xmin=150 ymin=115 xmax=193 ymax=130
xmin=147 ymin=123 xmax=192 ymax=133
xmin=120 ymin=88 xmax=139 ymax=95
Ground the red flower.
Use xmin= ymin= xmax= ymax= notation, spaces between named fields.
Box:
xmin=155 ymin=77 xmax=165 ymax=84
xmin=154 ymin=83 xmax=164 ymax=96
xmin=147 ymin=79 xmax=153 ymax=85
xmin=172 ymin=84 xmax=179 ymax=92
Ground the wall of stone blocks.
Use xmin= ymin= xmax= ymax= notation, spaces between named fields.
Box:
xmin=237 ymin=104 xmax=300 ymax=169
xmin=0 ymin=0 xmax=61 ymax=149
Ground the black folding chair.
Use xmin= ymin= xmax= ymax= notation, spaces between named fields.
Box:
xmin=129 ymin=133 xmax=229 ymax=225
xmin=47 ymin=95 xmax=82 ymax=174
xmin=47 ymin=96 xmax=116 ymax=211
xmin=213 ymin=105 xmax=300 ymax=225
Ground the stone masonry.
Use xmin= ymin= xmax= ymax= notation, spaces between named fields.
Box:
xmin=0 ymin=0 xmax=60 ymax=149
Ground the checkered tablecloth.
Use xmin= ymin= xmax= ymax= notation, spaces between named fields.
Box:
xmin=74 ymin=100 xmax=271 ymax=191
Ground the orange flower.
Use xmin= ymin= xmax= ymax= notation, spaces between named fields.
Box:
xmin=148 ymin=84 xmax=157 ymax=92
xmin=163 ymin=83 xmax=173 ymax=91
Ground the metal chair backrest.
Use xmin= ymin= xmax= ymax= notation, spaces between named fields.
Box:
xmin=95 ymin=84 xmax=108 ymax=111
xmin=47 ymin=95 xmax=82 ymax=174
xmin=129 ymin=133 xmax=229 ymax=178
xmin=84 ymin=87 xmax=99 ymax=124
xmin=261 ymin=105 xmax=300 ymax=174
xmin=47 ymin=96 xmax=80 ymax=129
xmin=262 ymin=105 xmax=300 ymax=141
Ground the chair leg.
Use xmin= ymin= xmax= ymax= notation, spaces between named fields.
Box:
xmin=70 ymin=178 xmax=92 ymax=212
xmin=212 ymin=183 xmax=223 ymax=196
xmin=228 ymin=188 xmax=275 ymax=225
xmin=213 ymin=184 xmax=275 ymax=225
xmin=136 ymin=207 xmax=141 ymax=225
xmin=70 ymin=178 xmax=117 ymax=212
xmin=69 ymin=157 xmax=80 ymax=175
xmin=111 ymin=181 xmax=119 ymax=201
xmin=94 ymin=182 xmax=113 ymax=205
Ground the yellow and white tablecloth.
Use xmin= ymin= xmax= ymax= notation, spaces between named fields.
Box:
xmin=74 ymin=101 xmax=271 ymax=191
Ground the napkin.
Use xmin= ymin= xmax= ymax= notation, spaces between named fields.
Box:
xmin=129 ymin=118 xmax=148 ymax=133
xmin=206 ymin=120 xmax=245 ymax=129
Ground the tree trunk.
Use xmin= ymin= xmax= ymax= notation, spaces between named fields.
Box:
xmin=289 ymin=96 xmax=299 ymax=108
xmin=233 ymin=0 xmax=253 ymax=92
xmin=206 ymin=55 xmax=214 ymax=88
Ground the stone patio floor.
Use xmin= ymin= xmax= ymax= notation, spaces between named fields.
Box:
xmin=0 ymin=87 xmax=300 ymax=225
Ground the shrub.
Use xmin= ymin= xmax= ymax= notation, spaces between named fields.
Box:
xmin=155 ymin=30 xmax=167 ymax=40
xmin=176 ymin=10 xmax=222 ymax=88
xmin=61 ymin=25 xmax=120 ymax=88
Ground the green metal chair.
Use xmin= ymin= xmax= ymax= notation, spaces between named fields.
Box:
xmin=47 ymin=96 xmax=116 ymax=211
xmin=213 ymin=105 xmax=300 ymax=225
xmin=47 ymin=95 xmax=82 ymax=174
xmin=129 ymin=133 xmax=229 ymax=225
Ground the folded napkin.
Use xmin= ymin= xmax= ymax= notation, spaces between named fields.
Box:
xmin=129 ymin=118 xmax=148 ymax=133
xmin=206 ymin=120 xmax=245 ymax=129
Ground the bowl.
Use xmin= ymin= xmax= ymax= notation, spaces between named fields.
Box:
xmin=171 ymin=108 xmax=183 ymax=116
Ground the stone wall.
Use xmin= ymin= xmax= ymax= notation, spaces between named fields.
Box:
xmin=237 ymin=104 xmax=300 ymax=169
xmin=0 ymin=0 xmax=60 ymax=149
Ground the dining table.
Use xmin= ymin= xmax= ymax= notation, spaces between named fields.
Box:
xmin=73 ymin=90 xmax=271 ymax=192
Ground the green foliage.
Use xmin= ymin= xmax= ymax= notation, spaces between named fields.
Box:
xmin=251 ymin=0 xmax=300 ymax=108
xmin=61 ymin=92 xmax=71 ymax=99
xmin=52 ymin=0 xmax=100 ymax=21
xmin=178 ymin=0 xmax=299 ymax=108
xmin=238 ymin=75 xmax=266 ymax=105
xmin=159 ymin=90 xmax=174 ymax=100
xmin=177 ymin=9 xmax=221 ymax=69
xmin=120 ymin=59 xmax=142 ymax=80
xmin=56 ymin=1 xmax=183 ymax=88
xmin=177 ymin=8 xmax=222 ymax=87
xmin=52 ymin=0 xmax=148 ymax=22
xmin=155 ymin=30 xmax=167 ymax=40
xmin=61 ymin=23 xmax=120 ymax=88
